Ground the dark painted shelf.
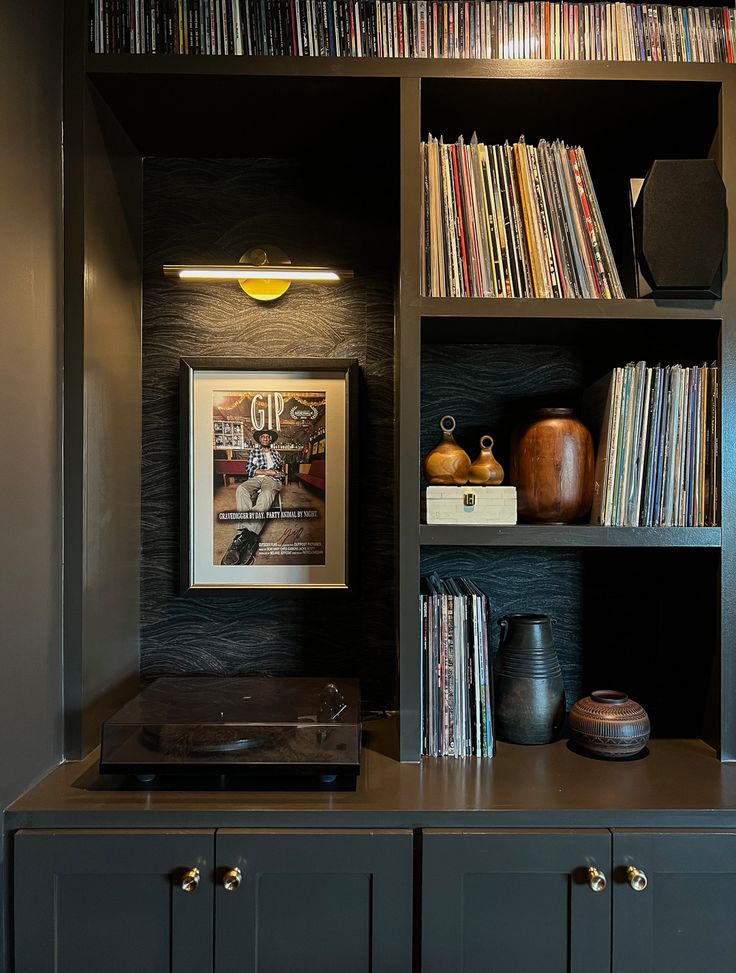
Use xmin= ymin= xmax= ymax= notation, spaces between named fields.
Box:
xmin=85 ymin=53 xmax=733 ymax=83
xmin=6 ymin=720 xmax=736 ymax=828
xmin=419 ymin=524 xmax=722 ymax=547
xmin=416 ymin=297 xmax=722 ymax=320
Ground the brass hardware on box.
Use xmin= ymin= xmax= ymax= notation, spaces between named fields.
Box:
xmin=222 ymin=866 xmax=242 ymax=892
xmin=180 ymin=867 xmax=200 ymax=893
xmin=626 ymin=866 xmax=648 ymax=891
xmin=587 ymin=867 xmax=607 ymax=892
xmin=463 ymin=491 xmax=476 ymax=507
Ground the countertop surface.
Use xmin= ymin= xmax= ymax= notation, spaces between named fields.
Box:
xmin=7 ymin=719 xmax=736 ymax=829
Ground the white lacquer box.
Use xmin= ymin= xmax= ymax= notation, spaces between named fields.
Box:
xmin=425 ymin=486 xmax=518 ymax=525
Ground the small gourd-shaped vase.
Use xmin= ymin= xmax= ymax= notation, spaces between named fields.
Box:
xmin=424 ymin=415 xmax=471 ymax=486
xmin=468 ymin=435 xmax=505 ymax=485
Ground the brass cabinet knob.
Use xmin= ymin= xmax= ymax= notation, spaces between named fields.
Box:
xmin=180 ymin=867 xmax=200 ymax=893
xmin=222 ymin=866 xmax=242 ymax=892
xmin=587 ymin=866 xmax=607 ymax=892
xmin=626 ymin=866 xmax=648 ymax=891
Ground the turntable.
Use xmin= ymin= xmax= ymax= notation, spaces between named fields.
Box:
xmin=100 ymin=676 xmax=361 ymax=789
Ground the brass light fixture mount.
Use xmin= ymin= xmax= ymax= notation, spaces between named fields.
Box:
xmin=163 ymin=244 xmax=354 ymax=303
xmin=239 ymin=245 xmax=290 ymax=302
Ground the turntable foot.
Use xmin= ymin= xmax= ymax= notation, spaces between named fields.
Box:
xmin=135 ymin=774 xmax=156 ymax=783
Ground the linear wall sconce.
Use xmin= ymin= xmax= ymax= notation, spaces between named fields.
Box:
xmin=164 ymin=245 xmax=354 ymax=302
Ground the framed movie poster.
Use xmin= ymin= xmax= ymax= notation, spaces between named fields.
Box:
xmin=180 ymin=358 xmax=357 ymax=593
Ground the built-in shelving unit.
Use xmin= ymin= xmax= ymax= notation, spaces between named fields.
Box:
xmin=399 ymin=60 xmax=735 ymax=765
xmin=9 ymin=11 xmax=735 ymax=973
xmin=65 ymin=0 xmax=736 ymax=774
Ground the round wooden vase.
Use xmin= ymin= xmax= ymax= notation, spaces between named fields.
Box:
xmin=468 ymin=435 xmax=505 ymax=485
xmin=568 ymin=690 xmax=650 ymax=759
xmin=424 ymin=415 xmax=471 ymax=486
xmin=510 ymin=408 xmax=594 ymax=523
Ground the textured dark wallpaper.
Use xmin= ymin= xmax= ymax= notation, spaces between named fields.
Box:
xmin=421 ymin=341 xmax=586 ymax=483
xmin=421 ymin=547 xmax=584 ymax=708
xmin=141 ymin=157 xmax=397 ymax=708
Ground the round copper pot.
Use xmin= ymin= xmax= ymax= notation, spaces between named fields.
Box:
xmin=568 ymin=690 xmax=651 ymax=758
xmin=510 ymin=407 xmax=594 ymax=523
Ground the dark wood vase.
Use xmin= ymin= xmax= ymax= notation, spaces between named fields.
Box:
xmin=423 ymin=415 xmax=471 ymax=486
xmin=568 ymin=690 xmax=651 ymax=758
xmin=468 ymin=435 xmax=505 ymax=485
xmin=510 ymin=407 xmax=594 ymax=523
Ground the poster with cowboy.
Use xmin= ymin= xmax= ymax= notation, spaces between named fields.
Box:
xmin=182 ymin=358 xmax=353 ymax=592
xmin=213 ymin=389 xmax=327 ymax=567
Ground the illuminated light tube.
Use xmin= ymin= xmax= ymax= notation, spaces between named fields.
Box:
xmin=164 ymin=266 xmax=351 ymax=281
xmin=164 ymin=245 xmax=354 ymax=301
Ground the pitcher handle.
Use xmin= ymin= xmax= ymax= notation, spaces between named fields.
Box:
xmin=498 ymin=618 xmax=509 ymax=645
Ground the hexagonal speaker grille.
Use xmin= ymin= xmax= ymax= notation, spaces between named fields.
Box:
xmin=634 ymin=159 xmax=726 ymax=296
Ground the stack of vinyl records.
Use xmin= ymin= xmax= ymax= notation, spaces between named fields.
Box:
xmin=421 ymin=573 xmax=495 ymax=758
xmin=590 ymin=362 xmax=719 ymax=527
xmin=421 ymin=135 xmax=624 ymax=299
xmin=88 ymin=2 xmax=736 ymax=63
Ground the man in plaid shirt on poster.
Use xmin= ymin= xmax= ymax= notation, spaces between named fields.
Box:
xmin=221 ymin=429 xmax=284 ymax=565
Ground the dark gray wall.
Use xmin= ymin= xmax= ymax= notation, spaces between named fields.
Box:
xmin=0 ymin=0 xmax=63 ymax=965
xmin=0 ymin=0 xmax=62 ymax=811
xmin=62 ymin=81 xmax=143 ymax=759
xmin=141 ymin=157 xmax=397 ymax=710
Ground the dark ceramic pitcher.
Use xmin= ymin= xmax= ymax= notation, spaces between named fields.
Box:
xmin=494 ymin=613 xmax=565 ymax=745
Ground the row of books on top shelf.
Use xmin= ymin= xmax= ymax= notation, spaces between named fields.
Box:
xmin=89 ymin=1 xmax=736 ymax=62
xmin=421 ymin=573 xmax=495 ymax=757
xmin=589 ymin=362 xmax=718 ymax=527
xmin=421 ymin=135 xmax=623 ymax=299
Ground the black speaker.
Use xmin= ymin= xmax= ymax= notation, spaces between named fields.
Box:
xmin=631 ymin=159 xmax=726 ymax=300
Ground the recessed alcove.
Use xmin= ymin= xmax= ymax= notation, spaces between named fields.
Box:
xmin=66 ymin=71 xmax=402 ymax=747
xmin=421 ymin=544 xmax=718 ymax=741
xmin=420 ymin=314 xmax=721 ymax=503
xmin=420 ymin=77 xmax=722 ymax=296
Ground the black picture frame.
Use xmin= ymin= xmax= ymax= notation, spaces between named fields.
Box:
xmin=179 ymin=357 xmax=358 ymax=594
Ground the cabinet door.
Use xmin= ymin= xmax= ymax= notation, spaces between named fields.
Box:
xmin=215 ymin=829 xmax=413 ymax=973
xmin=612 ymin=830 xmax=736 ymax=973
xmin=14 ymin=829 xmax=214 ymax=973
xmin=422 ymin=829 xmax=611 ymax=973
